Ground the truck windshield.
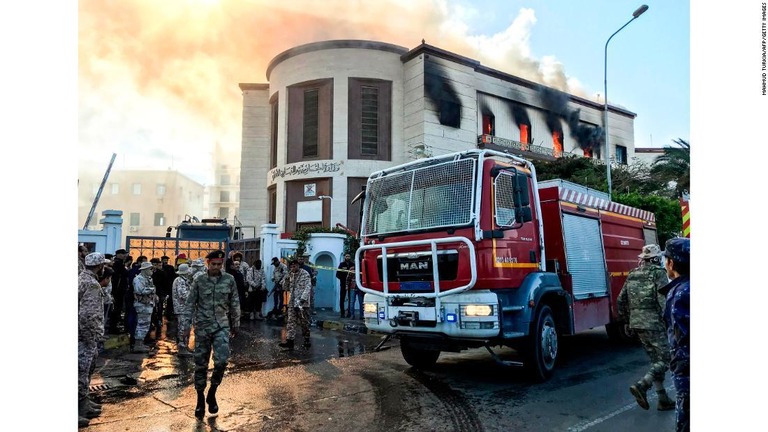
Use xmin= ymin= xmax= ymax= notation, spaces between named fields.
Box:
xmin=363 ymin=157 xmax=476 ymax=237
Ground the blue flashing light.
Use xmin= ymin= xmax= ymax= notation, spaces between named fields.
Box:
xmin=446 ymin=313 xmax=457 ymax=323
xmin=378 ymin=312 xmax=386 ymax=320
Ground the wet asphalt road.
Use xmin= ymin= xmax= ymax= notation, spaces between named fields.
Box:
xmin=84 ymin=317 xmax=677 ymax=431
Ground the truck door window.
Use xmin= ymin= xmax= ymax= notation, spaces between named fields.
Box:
xmin=494 ymin=171 xmax=517 ymax=227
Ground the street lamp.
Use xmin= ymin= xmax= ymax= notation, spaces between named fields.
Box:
xmin=604 ymin=4 xmax=648 ymax=198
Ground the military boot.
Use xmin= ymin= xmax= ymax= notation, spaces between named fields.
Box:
xmin=194 ymin=390 xmax=205 ymax=419
xmin=78 ymin=416 xmax=90 ymax=428
xmin=132 ymin=343 xmax=150 ymax=353
xmin=86 ymin=398 xmax=102 ymax=413
xmin=278 ymin=339 xmax=294 ymax=350
xmin=657 ymin=390 xmax=676 ymax=411
xmin=629 ymin=380 xmax=651 ymax=410
xmin=79 ymin=397 xmax=101 ymax=419
xmin=206 ymin=385 xmax=219 ymax=414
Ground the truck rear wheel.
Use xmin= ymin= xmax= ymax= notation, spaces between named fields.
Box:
xmin=400 ymin=337 xmax=440 ymax=369
xmin=524 ymin=305 xmax=558 ymax=381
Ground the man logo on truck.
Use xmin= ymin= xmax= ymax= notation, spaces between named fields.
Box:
xmin=400 ymin=262 xmax=429 ymax=271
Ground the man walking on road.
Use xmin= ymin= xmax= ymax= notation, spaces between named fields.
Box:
xmin=617 ymin=244 xmax=676 ymax=411
xmin=278 ymin=259 xmax=312 ymax=350
xmin=187 ymin=249 xmax=240 ymax=420
xmin=660 ymin=238 xmax=691 ymax=432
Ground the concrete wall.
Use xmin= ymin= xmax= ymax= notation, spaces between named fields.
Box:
xmin=239 ymin=84 xmax=271 ymax=229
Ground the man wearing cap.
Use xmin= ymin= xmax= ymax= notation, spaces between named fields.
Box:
xmin=297 ymin=254 xmax=317 ymax=313
xmin=660 ymin=238 xmax=691 ymax=432
xmin=278 ymin=259 xmax=313 ymax=350
xmin=187 ymin=249 xmax=240 ymax=419
xmin=78 ymin=252 xmax=106 ymax=426
xmin=618 ymin=244 xmax=676 ymax=411
xmin=175 ymin=253 xmax=188 ymax=268
xmin=132 ymin=261 xmax=157 ymax=353
xmin=78 ymin=244 xmax=88 ymax=274
xmin=190 ymin=258 xmax=206 ymax=281
xmin=172 ymin=263 xmax=194 ymax=356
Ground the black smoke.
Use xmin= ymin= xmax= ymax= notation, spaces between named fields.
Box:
xmin=424 ymin=57 xmax=461 ymax=128
xmin=539 ymin=87 xmax=603 ymax=152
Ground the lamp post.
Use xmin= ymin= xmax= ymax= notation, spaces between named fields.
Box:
xmin=604 ymin=4 xmax=648 ymax=198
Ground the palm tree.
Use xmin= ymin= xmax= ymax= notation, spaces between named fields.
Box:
xmin=651 ymin=138 xmax=690 ymax=197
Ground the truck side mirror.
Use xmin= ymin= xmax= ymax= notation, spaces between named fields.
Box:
xmin=515 ymin=173 xmax=530 ymax=207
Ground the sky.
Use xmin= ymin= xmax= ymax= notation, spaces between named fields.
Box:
xmin=75 ymin=0 xmax=689 ymax=187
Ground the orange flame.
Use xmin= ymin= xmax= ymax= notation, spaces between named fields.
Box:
xmin=552 ymin=131 xmax=562 ymax=158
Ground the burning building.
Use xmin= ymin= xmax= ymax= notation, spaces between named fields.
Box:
xmin=239 ymin=40 xmax=636 ymax=233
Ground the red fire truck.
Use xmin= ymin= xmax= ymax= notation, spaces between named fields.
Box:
xmin=355 ymin=149 xmax=657 ymax=380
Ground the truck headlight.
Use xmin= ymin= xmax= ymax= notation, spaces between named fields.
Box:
xmin=463 ymin=305 xmax=493 ymax=316
xmin=364 ymin=303 xmax=378 ymax=314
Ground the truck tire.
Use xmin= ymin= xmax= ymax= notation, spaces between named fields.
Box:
xmin=400 ymin=337 xmax=440 ymax=369
xmin=524 ymin=305 xmax=558 ymax=381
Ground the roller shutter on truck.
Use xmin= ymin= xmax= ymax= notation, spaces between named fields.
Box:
xmin=643 ymin=227 xmax=658 ymax=247
xmin=562 ymin=213 xmax=608 ymax=299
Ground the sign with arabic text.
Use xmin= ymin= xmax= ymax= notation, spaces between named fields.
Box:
xmin=270 ymin=161 xmax=343 ymax=181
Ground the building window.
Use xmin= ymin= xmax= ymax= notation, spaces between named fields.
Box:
xmin=220 ymin=191 xmax=230 ymax=203
xmin=219 ymin=207 xmax=230 ymax=219
xmin=157 ymin=184 xmax=166 ymax=196
xmin=287 ymin=79 xmax=333 ymax=163
xmin=348 ymin=78 xmax=391 ymax=161
xmin=132 ymin=183 xmax=142 ymax=195
xmin=482 ymin=114 xmax=495 ymax=136
xmin=361 ymin=86 xmax=379 ymax=156
xmin=220 ymin=175 xmax=231 ymax=185
xmin=110 ymin=183 xmax=119 ymax=194
xmin=130 ymin=212 xmax=140 ymax=226
xmin=268 ymin=185 xmax=277 ymax=224
xmin=303 ymin=89 xmax=319 ymax=158
xmin=615 ymin=145 xmax=628 ymax=165
xmin=154 ymin=213 xmax=165 ymax=226
xmin=270 ymin=94 xmax=279 ymax=169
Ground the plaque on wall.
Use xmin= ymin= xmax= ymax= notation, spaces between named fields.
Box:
xmin=304 ymin=183 xmax=316 ymax=197
xmin=296 ymin=200 xmax=322 ymax=223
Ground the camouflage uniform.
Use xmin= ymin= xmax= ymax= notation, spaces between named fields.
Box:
xmin=172 ymin=273 xmax=193 ymax=350
xmin=133 ymin=272 xmax=156 ymax=341
xmin=618 ymin=254 xmax=677 ymax=412
xmin=78 ymin=269 xmax=104 ymax=401
xmin=187 ymin=270 xmax=240 ymax=391
xmin=618 ymin=261 xmax=671 ymax=382
xmin=285 ymin=268 xmax=312 ymax=343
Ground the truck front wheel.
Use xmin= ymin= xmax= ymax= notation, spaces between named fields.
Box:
xmin=400 ymin=338 xmax=440 ymax=369
xmin=524 ymin=305 xmax=558 ymax=381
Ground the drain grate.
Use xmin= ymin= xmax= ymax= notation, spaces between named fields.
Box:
xmin=89 ymin=384 xmax=112 ymax=392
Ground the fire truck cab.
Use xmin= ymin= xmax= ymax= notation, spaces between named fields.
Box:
xmin=356 ymin=149 xmax=656 ymax=380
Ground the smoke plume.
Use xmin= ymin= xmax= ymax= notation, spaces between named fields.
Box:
xmin=79 ymin=0 xmax=588 ymax=185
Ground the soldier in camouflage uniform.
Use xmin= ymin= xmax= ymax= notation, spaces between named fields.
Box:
xmin=132 ymin=261 xmax=157 ymax=353
xmin=171 ymin=263 xmax=194 ymax=356
xmin=187 ymin=250 xmax=240 ymax=419
xmin=278 ymin=259 xmax=312 ymax=350
xmin=617 ymin=244 xmax=676 ymax=411
xmin=78 ymin=253 xmax=105 ymax=427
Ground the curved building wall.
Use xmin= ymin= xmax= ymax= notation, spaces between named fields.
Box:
xmin=266 ymin=42 xmax=408 ymax=233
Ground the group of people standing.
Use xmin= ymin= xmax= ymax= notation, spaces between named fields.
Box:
xmin=78 ymin=245 xmax=248 ymax=425
xmin=618 ymin=238 xmax=691 ymax=432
